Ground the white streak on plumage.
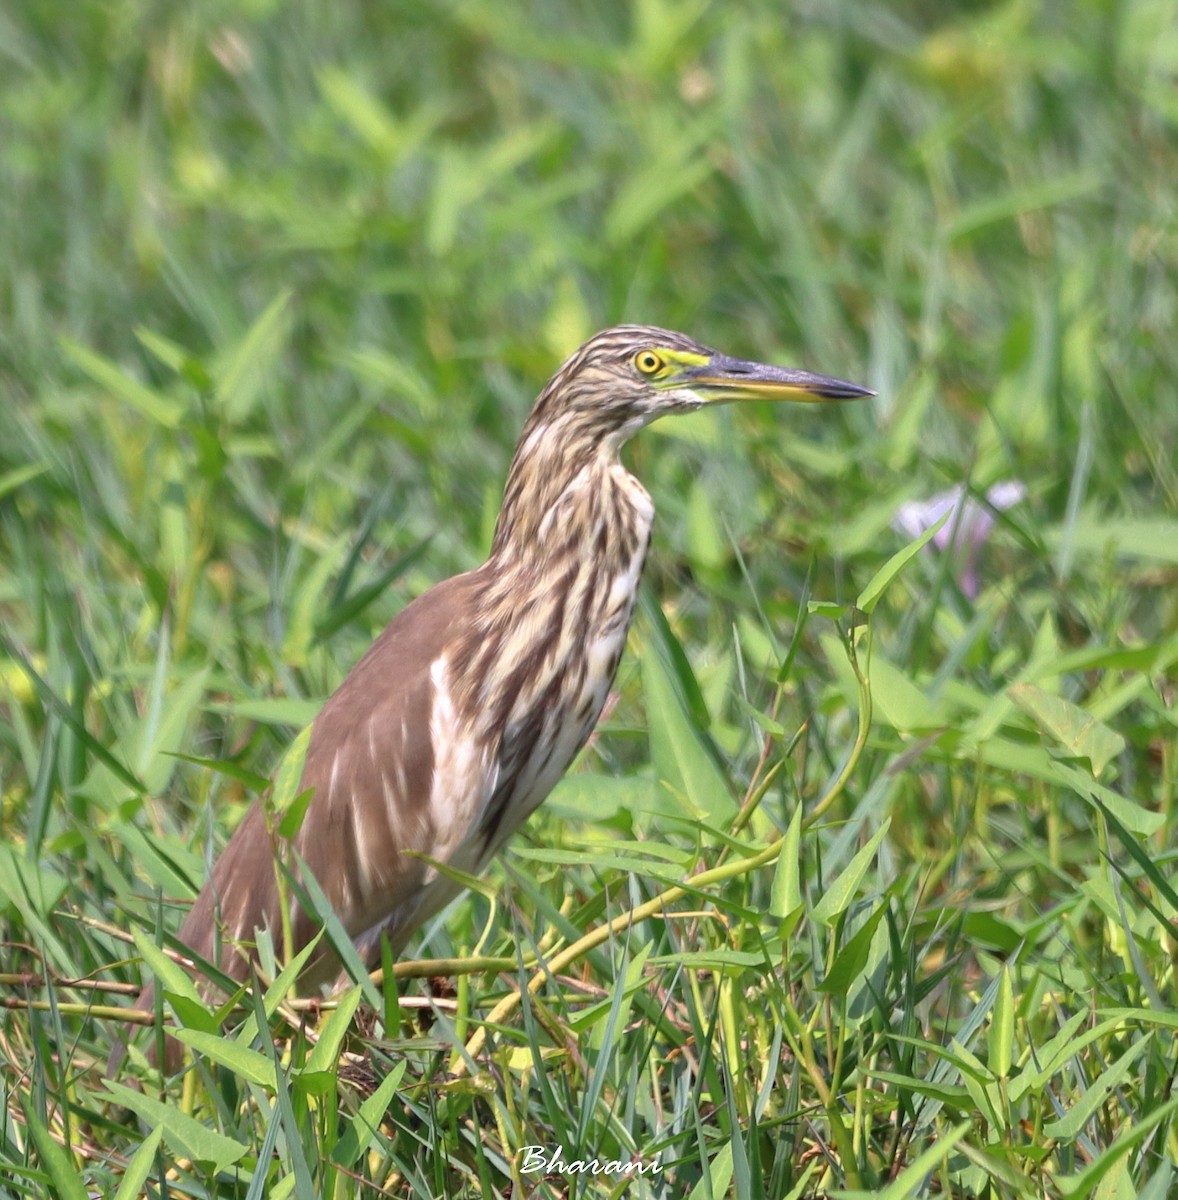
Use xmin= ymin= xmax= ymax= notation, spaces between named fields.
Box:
xmin=327 ymin=749 xmax=350 ymax=908
xmin=329 ymin=749 xmax=342 ymax=805
xmin=428 ymin=656 xmax=497 ymax=866
xmin=380 ymin=769 xmax=401 ymax=843
xmin=351 ymin=788 xmax=372 ymax=899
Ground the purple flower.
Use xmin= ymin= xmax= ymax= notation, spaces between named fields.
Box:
xmin=892 ymin=481 xmax=1025 ymax=598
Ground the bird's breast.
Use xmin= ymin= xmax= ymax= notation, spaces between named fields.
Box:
xmin=435 ymin=463 xmax=658 ymax=874
xmin=495 ymin=494 xmax=653 ymax=823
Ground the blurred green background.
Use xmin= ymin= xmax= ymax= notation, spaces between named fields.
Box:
xmin=2 ymin=0 xmax=1177 ymax=1195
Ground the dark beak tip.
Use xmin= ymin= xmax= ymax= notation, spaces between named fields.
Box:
xmin=812 ymin=380 xmax=875 ymax=401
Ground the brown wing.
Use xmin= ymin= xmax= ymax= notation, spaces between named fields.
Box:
xmin=126 ymin=569 xmax=497 ymax=1054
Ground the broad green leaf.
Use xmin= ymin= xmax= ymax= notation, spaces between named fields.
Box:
xmin=961 ymin=911 xmax=1023 ymax=953
xmin=318 ymin=69 xmax=405 ymax=157
xmin=868 ymin=1070 xmax=972 ymax=1108
xmin=0 ymin=462 xmax=49 ymax=500
xmin=812 ymin=820 xmax=891 ymax=925
xmin=1011 ymin=1016 xmax=1146 ymax=1101
xmin=818 ymin=902 xmax=887 ymax=993
xmin=769 ymin=806 xmax=802 ymax=921
xmin=965 ymin=612 xmax=1061 ymax=746
xmin=134 ymin=325 xmax=191 ymax=374
xmin=102 ymin=1080 xmax=248 ymax=1173
xmin=217 ymin=698 xmax=321 ymax=727
xmin=22 ymin=1104 xmax=89 ymax=1200
xmin=138 ymin=666 xmax=210 ymax=793
xmin=808 ymin=600 xmax=849 ymax=621
xmin=0 ymin=844 xmax=68 ymax=917
xmin=277 ymin=788 xmax=315 ymax=840
xmin=988 ymin=965 xmax=1015 ymax=1081
xmin=821 ymin=635 xmax=940 ymax=730
xmin=215 ymin=291 xmax=291 ymax=421
xmin=166 ymin=751 xmax=270 ymax=793
xmin=1052 ymin=762 xmax=1165 ymax=837
xmin=303 ymin=984 xmax=363 ymax=1074
xmin=955 ymin=1052 xmax=1001 ymax=1128
xmin=640 ymin=588 xmax=713 ymax=729
xmin=272 ymin=725 xmax=314 ymax=816
xmin=516 ymin=839 xmax=691 ymax=865
xmin=1139 ymin=1163 xmax=1175 ymax=1200
xmin=686 ymin=477 xmax=728 ymax=572
xmin=1056 ymin=1095 xmax=1178 ymax=1199
xmin=972 ymin=736 xmax=1072 ymax=787
xmin=889 ymin=1034 xmax=997 ymax=1082
xmin=503 ymin=1046 xmax=567 ymax=1072
xmin=649 ymin=949 xmax=769 ymax=970
xmin=113 ymin=1125 xmax=164 ymax=1200
xmin=1008 ymin=682 xmax=1125 ymax=776
xmin=1029 ymin=637 xmax=1177 ymax=680
xmin=107 ymin=824 xmax=200 ymax=900
xmin=133 ymin=927 xmax=203 ymax=1003
xmin=61 ymin=337 xmax=184 ymax=427
xmin=1044 ymin=1036 xmax=1151 ymax=1139
xmin=167 ymin=991 xmax=223 ymax=1037
xmin=332 ymin=1062 xmax=407 ymax=1167
xmin=427 ymin=125 xmax=554 ymax=254
xmin=172 ymin=1029 xmax=275 ymax=1086
xmin=268 ymin=1177 xmax=299 ymax=1200
xmin=1096 ymin=794 xmax=1178 ymax=915
xmin=1010 ymin=1011 xmax=1087 ymax=1099
xmin=734 ymin=691 xmax=787 ymax=737
xmin=686 ymin=1138 xmax=733 ymax=1200
xmin=856 ymin=512 xmax=949 ymax=613
xmin=867 ymin=656 xmax=941 ymax=730
xmin=545 ymin=773 xmax=654 ymax=823
xmin=640 ymin=635 xmax=733 ymax=822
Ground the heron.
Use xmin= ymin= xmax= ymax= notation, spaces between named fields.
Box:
xmin=120 ymin=324 xmax=870 ymax=1070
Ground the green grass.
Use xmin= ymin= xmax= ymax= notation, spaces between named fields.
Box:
xmin=2 ymin=0 xmax=1177 ymax=1195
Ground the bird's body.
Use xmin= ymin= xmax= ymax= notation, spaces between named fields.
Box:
xmin=190 ymin=495 xmax=651 ymax=988
xmin=126 ymin=325 xmax=869 ymax=1059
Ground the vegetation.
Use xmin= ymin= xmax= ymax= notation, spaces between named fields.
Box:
xmin=2 ymin=0 xmax=1176 ymax=1195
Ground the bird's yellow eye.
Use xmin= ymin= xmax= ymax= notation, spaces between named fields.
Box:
xmin=634 ymin=350 xmax=664 ymax=376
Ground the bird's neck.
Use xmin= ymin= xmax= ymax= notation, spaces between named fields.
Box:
xmin=489 ymin=417 xmax=651 ymax=566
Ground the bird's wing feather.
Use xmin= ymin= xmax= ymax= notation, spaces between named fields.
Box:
xmin=171 ymin=568 xmax=496 ymax=992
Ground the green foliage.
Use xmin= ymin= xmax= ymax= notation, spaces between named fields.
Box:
xmin=2 ymin=0 xmax=1177 ymax=1195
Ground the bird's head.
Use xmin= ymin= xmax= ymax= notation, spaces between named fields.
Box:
xmin=495 ymin=325 xmax=873 ymax=557
xmin=527 ymin=324 xmax=873 ymax=447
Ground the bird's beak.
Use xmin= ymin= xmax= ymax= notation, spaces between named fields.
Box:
xmin=684 ymin=353 xmax=874 ymax=404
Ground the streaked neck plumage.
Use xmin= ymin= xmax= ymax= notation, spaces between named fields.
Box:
xmin=458 ymin=374 xmax=655 ymax=840
xmin=491 ymin=416 xmax=651 ymax=566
